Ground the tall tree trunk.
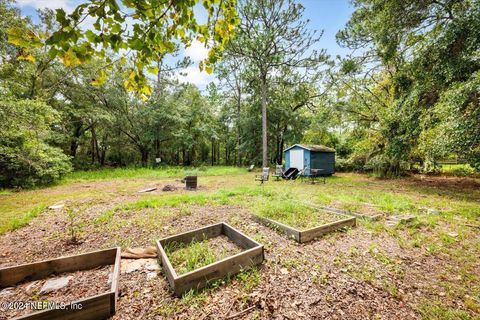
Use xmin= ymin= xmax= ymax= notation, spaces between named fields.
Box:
xmin=225 ymin=142 xmax=228 ymax=165
xmin=90 ymin=129 xmax=96 ymax=165
xmin=236 ymin=86 xmax=242 ymax=166
xmin=155 ymin=138 xmax=160 ymax=158
xmin=155 ymin=58 xmax=163 ymax=98
xmin=211 ymin=140 xmax=215 ymax=166
xmin=70 ymin=140 xmax=79 ymax=158
xmin=277 ymin=124 xmax=287 ymax=165
xmin=70 ymin=124 xmax=83 ymax=158
xmin=29 ymin=75 xmax=37 ymax=99
xmin=91 ymin=126 xmax=101 ymax=164
xmin=100 ymin=149 xmax=106 ymax=166
xmin=141 ymin=148 xmax=149 ymax=167
xmin=260 ymin=72 xmax=268 ymax=167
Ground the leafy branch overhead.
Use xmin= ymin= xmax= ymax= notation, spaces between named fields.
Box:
xmin=8 ymin=0 xmax=239 ymax=95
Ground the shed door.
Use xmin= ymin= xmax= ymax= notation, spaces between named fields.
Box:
xmin=290 ymin=149 xmax=304 ymax=170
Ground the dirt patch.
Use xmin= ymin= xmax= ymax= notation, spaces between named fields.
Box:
xmin=402 ymin=174 xmax=480 ymax=192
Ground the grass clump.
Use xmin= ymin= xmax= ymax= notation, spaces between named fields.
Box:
xmin=417 ymin=301 xmax=475 ymax=320
xmin=164 ymin=236 xmax=242 ymax=275
xmin=440 ymin=164 xmax=479 ymax=177
xmin=1 ymin=204 xmax=45 ymax=234
xmin=255 ymin=201 xmax=345 ymax=230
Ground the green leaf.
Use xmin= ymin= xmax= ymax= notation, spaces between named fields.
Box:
xmin=147 ymin=66 xmax=159 ymax=74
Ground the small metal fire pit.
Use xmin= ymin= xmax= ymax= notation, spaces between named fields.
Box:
xmin=185 ymin=176 xmax=197 ymax=190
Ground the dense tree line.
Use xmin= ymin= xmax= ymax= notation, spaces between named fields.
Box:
xmin=0 ymin=0 xmax=479 ymax=187
xmin=330 ymin=0 xmax=480 ymax=176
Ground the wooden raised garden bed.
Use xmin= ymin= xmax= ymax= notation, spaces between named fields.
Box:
xmin=156 ymin=222 xmax=264 ymax=296
xmin=294 ymin=200 xmax=383 ymax=221
xmin=254 ymin=205 xmax=356 ymax=243
xmin=0 ymin=247 xmax=121 ymax=320
xmin=314 ymin=204 xmax=383 ymax=221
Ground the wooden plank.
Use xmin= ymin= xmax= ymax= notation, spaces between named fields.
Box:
xmin=109 ymin=247 xmax=121 ymax=314
xmin=313 ymin=204 xmax=382 ymax=221
xmin=173 ymin=246 xmax=264 ymax=296
xmin=0 ymin=248 xmax=118 ymax=288
xmin=138 ymin=187 xmax=157 ymax=193
xmin=222 ymin=223 xmax=261 ymax=250
xmin=254 ymin=216 xmax=300 ymax=242
xmin=299 ymin=217 xmax=356 ymax=243
xmin=1 ymin=248 xmax=120 ymax=320
xmin=13 ymin=292 xmax=113 ymax=320
xmin=255 ymin=213 xmax=356 ymax=243
xmin=156 ymin=239 xmax=177 ymax=290
xmin=158 ymin=223 xmax=223 ymax=247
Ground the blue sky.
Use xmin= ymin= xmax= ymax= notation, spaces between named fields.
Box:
xmin=301 ymin=0 xmax=355 ymax=57
xmin=16 ymin=0 xmax=355 ymax=87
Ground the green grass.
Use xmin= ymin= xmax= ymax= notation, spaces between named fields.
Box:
xmin=0 ymin=204 xmax=46 ymax=234
xmin=0 ymin=190 xmax=13 ymax=196
xmin=63 ymin=166 xmax=246 ymax=183
xmin=254 ymin=200 xmax=346 ymax=230
xmin=440 ymin=164 xmax=479 ymax=177
xmin=164 ymin=237 xmax=241 ymax=275
xmin=417 ymin=301 xmax=477 ymax=320
xmin=94 ymin=186 xmax=274 ymax=225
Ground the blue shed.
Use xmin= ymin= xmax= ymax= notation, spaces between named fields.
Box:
xmin=284 ymin=144 xmax=336 ymax=176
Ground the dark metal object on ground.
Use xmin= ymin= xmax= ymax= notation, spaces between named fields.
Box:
xmin=283 ymin=167 xmax=299 ymax=180
xmin=185 ymin=176 xmax=197 ymax=190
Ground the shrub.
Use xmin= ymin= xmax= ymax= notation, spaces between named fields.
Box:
xmin=335 ymin=157 xmax=366 ymax=172
xmin=0 ymin=99 xmax=72 ymax=187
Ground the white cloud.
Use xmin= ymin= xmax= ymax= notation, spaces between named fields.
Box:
xmin=184 ymin=40 xmax=209 ymax=62
xmin=176 ymin=66 xmax=215 ymax=88
xmin=17 ymin=0 xmax=75 ymax=11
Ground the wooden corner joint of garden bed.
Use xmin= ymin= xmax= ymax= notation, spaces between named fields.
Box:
xmin=0 ymin=247 xmax=121 ymax=320
xmin=314 ymin=204 xmax=382 ymax=221
xmin=298 ymin=216 xmax=356 ymax=243
xmin=254 ymin=214 xmax=356 ymax=243
xmin=156 ymin=222 xmax=264 ymax=297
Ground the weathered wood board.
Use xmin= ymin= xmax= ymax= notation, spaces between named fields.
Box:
xmin=301 ymin=201 xmax=383 ymax=221
xmin=156 ymin=222 xmax=264 ymax=296
xmin=138 ymin=187 xmax=157 ymax=193
xmin=254 ymin=215 xmax=356 ymax=243
xmin=254 ymin=216 xmax=301 ymax=242
xmin=0 ymin=248 xmax=121 ymax=320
